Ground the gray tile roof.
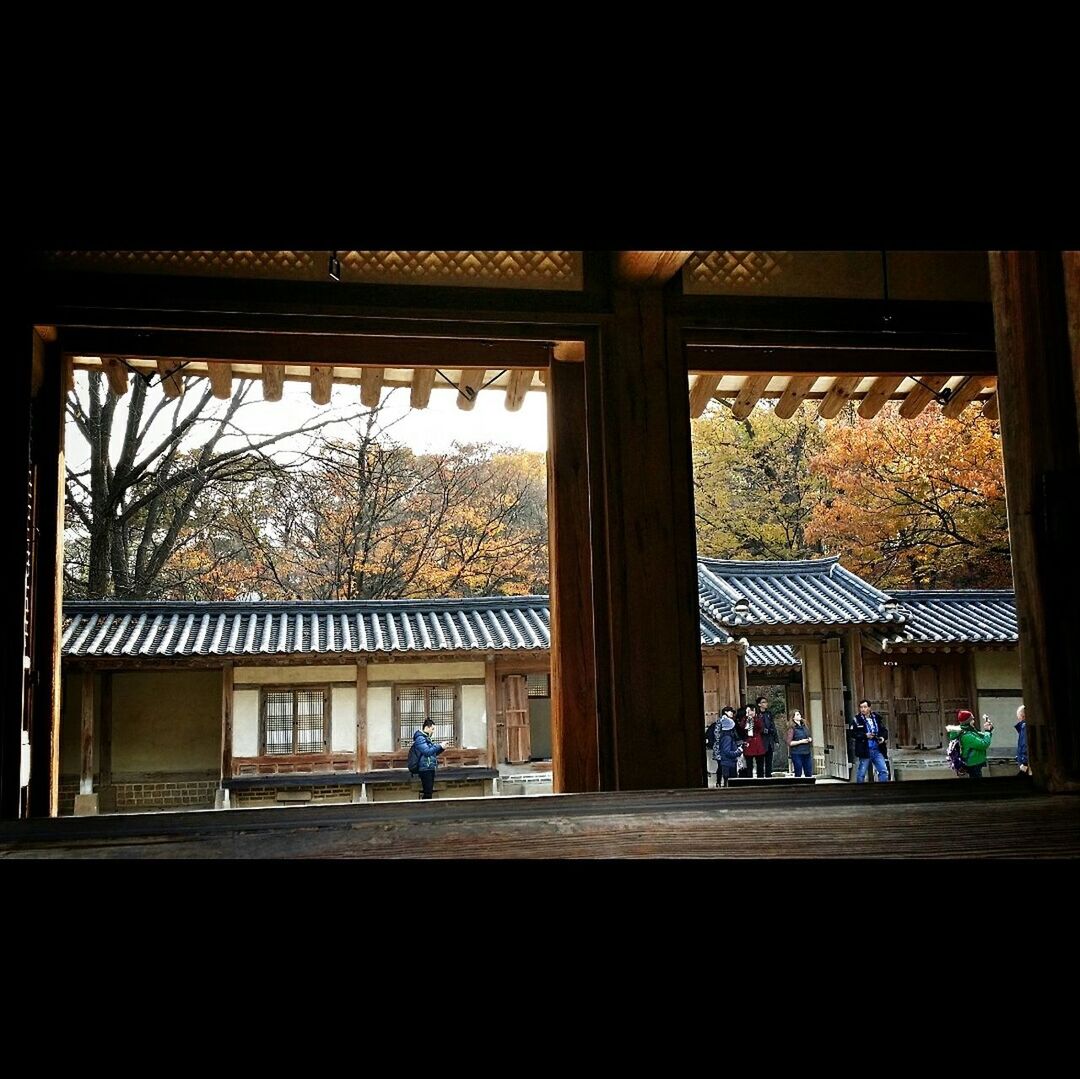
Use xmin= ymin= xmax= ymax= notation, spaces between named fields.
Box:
xmin=883 ymin=591 xmax=1017 ymax=646
xmin=746 ymin=644 xmax=800 ymax=670
xmin=697 ymin=556 xmax=904 ymax=629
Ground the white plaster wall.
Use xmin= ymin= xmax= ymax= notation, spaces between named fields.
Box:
xmin=367 ymin=687 xmax=393 ymax=753
xmin=367 ymin=661 xmax=485 ymax=681
xmin=331 ymin=686 xmax=357 ymax=752
xmin=974 ymin=651 xmax=1022 ymax=690
xmin=237 ymin=665 xmax=356 ymax=684
xmin=977 ymin=695 xmax=1022 ymax=755
xmin=233 ymin=689 xmax=260 ymax=756
xmin=461 ymin=685 xmax=487 ymax=749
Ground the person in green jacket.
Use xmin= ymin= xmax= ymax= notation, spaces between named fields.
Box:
xmin=946 ymin=709 xmax=995 ymax=778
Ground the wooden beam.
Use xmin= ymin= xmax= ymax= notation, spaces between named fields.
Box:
xmin=858 ymin=376 xmax=906 ymax=419
xmin=31 ymin=329 xmax=45 ymax=396
xmin=310 ymin=365 xmax=333 ymax=406
xmin=730 ymin=374 xmax=772 ymax=420
xmin=687 ymin=344 xmax=997 ymax=376
xmin=456 ymin=369 xmax=485 ymax=411
xmin=688 ymin=375 xmax=722 ymax=419
xmin=63 ymin=355 xmax=74 ymax=395
xmin=990 ymin=251 xmax=1080 ymax=790
xmin=80 ymin=669 xmax=94 ymax=796
xmin=410 ymin=368 xmax=436 ymax=409
xmin=99 ymin=673 xmax=113 ymax=812
xmin=62 ymin=328 xmax=554 ymax=370
xmin=614 ymin=251 xmax=693 ymax=287
xmin=34 ymin=325 xmax=58 ymax=343
xmin=220 ymin=661 xmax=234 ymax=783
xmin=941 ymin=375 xmax=993 ymax=419
xmin=553 ymin=340 xmax=585 ymax=362
xmin=504 ymin=368 xmax=533 ymax=412
xmin=485 ymin=660 xmax=498 ymax=769
xmin=817 ymin=376 xmax=861 ymax=420
xmin=360 ymin=367 xmax=383 ymax=408
xmin=356 ymin=661 xmax=368 ymax=773
xmin=982 ymin=392 xmax=999 ymax=420
xmin=261 ymin=363 xmax=283 ymax=401
xmin=547 ymin=357 xmax=599 ymax=793
xmin=899 ymin=375 xmax=950 ymax=418
xmin=585 ymin=289 xmax=704 ymax=790
xmin=207 ymin=361 xmax=232 ymax=400
xmin=1064 ymin=251 xmax=1080 ymax=441
xmin=156 ymin=360 xmax=185 ymax=399
xmin=773 ymin=376 xmax=817 ymax=419
xmin=101 ymin=357 xmax=128 ymax=397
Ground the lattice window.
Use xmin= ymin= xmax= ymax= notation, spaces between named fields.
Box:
xmin=395 ymin=684 xmax=458 ymax=749
xmin=262 ymin=687 xmax=328 ymax=755
xmin=526 ymin=673 xmax=550 ymax=698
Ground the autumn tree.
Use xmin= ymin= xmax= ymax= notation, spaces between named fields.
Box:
xmin=805 ymin=405 xmax=1011 ymax=588
xmin=691 ymin=402 xmax=829 ymax=560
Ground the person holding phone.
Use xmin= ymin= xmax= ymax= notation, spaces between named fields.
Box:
xmin=945 ymin=709 xmax=994 ymax=779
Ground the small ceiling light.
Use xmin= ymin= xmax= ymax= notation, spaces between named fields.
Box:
xmin=328 ymin=250 xmax=341 ymax=282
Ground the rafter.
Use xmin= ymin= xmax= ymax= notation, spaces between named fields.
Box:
xmin=206 ymin=362 xmax=232 ymax=400
xmin=899 ymin=375 xmax=950 ymax=418
xmin=773 ymin=376 xmax=817 ymax=419
xmin=504 ymin=369 xmax=533 ymax=412
xmin=614 ymin=251 xmax=693 ymax=286
xmin=310 ymin=365 xmax=333 ymax=406
xmin=102 ymin=357 xmax=128 ymax=397
xmin=456 ymin=369 xmax=486 ymax=411
xmin=410 ymin=368 xmax=436 ymax=409
xmin=156 ymin=360 xmax=185 ymax=399
xmin=730 ymin=374 xmax=772 ymax=420
xmin=261 ymin=364 xmax=284 ymax=402
xmin=982 ymin=393 xmax=1000 ymax=420
xmin=688 ymin=375 xmax=722 ymax=419
xmin=858 ymin=376 xmax=905 ymax=419
xmin=360 ymin=367 xmax=383 ymax=408
xmin=941 ymin=375 xmax=993 ymax=418
xmin=817 ymin=376 xmax=861 ymax=420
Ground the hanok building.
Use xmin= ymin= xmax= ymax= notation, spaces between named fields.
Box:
xmin=56 ymin=557 xmax=1020 ymax=814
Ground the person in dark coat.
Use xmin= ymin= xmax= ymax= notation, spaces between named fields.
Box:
xmin=737 ymin=705 xmax=767 ymax=778
xmin=412 ymin=719 xmax=446 ymax=800
xmin=1015 ymin=704 xmax=1029 ymax=776
xmin=849 ymin=699 xmax=890 ymax=783
xmin=714 ymin=709 xmax=742 ymax=787
xmin=756 ymin=696 xmax=780 ymax=777
xmin=705 ymin=715 xmax=720 ymax=788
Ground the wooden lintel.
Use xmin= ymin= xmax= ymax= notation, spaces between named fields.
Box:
xmin=773 ymin=376 xmax=817 ymax=419
xmin=310 ymin=365 xmax=333 ymax=406
xmin=730 ymin=374 xmax=772 ymax=420
xmin=504 ymin=369 xmax=533 ymax=412
xmin=942 ymin=375 xmax=993 ymax=418
xmin=899 ymin=375 xmax=950 ymax=418
xmin=62 ymin=328 xmax=554 ymax=370
xmin=858 ymin=375 xmax=906 ymax=419
xmin=101 ymin=357 xmax=129 ymax=397
xmin=817 ymin=376 xmax=861 ymax=420
xmin=207 ymin=361 xmax=232 ymax=400
xmin=410 ymin=368 xmax=436 ymax=409
xmin=686 ymin=344 xmax=997 ymax=376
xmin=688 ymin=374 xmax=723 ymax=419
xmin=553 ymin=340 xmax=585 ymax=362
xmin=34 ymin=325 xmax=58 ymax=343
xmin=63 ymin=355 xmax=74 ymax=394
xmin=156 ymin=360 xmax=185 ymax=399
xmin=614 ymin=251 xmax=693 ymax=286
xmin=360 ymin=367 xmax=383 ymax=408
xmin=982 ymin=392 xmax=1000 ymax=420
xmin=456 ymin=369 xmax=485 ymax=411
xmin=261 ymin=363 xmax=284 ymax=401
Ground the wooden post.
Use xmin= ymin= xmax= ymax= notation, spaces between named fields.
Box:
xmin=74 ymin=668 xmax=98 ymax=815
xmin=989 ymin=251 xmax=1080 ymax=790
xmin=355 ymin=660 xmax=368 ymax=772
xmin=28 ymin=334 xmax=66 ymax=817
xmin=546 ymin=353 xmax=599 ymax=792
xmin=846 ymin=630 xmax=865 ymax=708
xmin=485 ymin=660 xmax=498 ymax=769
xmin=220 ymin=662 xmax=234 ymax=784
xmin=98 ymin=673 xmax=113 ymax=812
xmin=582 ymin=278 xmax=705 ymax=790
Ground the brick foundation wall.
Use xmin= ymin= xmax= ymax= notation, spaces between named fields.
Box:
xmin=61 ymin=772 xmax=218 ymax=813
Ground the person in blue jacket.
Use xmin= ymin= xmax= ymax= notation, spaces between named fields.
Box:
xmin=1015 ymin=704 xmax=1029 ymax=776
xmin=713 ymin=707 xmax=743 ymax=787
xmin=413 ymin=719 xmax=446 ymax=800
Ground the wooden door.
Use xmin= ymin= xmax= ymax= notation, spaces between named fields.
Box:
xmin=702 ymin=666 xmax=719 ymax=729
xmin=505 ymin=675 xmax=531 ymax=764
xmin=823 ymin=638 xmax=850 ymax=779
xmin=912 ymin=664 xmax=941 ymax=749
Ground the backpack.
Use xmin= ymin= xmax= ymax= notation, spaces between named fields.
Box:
xmin=947 ymin=734 xmax=968 ymax=776
xmin=406 ymin=742 xmax=421 ymax=774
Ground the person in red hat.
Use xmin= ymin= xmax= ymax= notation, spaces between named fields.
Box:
xmin=945 ymin=709 xmax=995 ymax=779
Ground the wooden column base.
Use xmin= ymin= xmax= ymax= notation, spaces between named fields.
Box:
xmin=73 ymin=793 xmax=99 ymax=816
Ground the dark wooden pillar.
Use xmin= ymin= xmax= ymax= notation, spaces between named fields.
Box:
xmin=584 ymin=278 xmax=704 ymax=790
xmin=1 ymin=326 xmax=34 ymax=818
xmin=484 ymin=660 xmax=498 ymax=770
xmin=220 ymin=662 xmax=234 ymax=783
xmin=355 ymin=660 xmax=368 ymax=773
xmin=98 ymin=673 xmax=113 ymax=812
xmin=990 ymin=251 xmax=1080 ymax=790
xmin=547 ymin=353 xmax=599 ymax=792
xmin=29 ymin=333 xmax=66 ymax=817
xmin=75 ymin=668 xmax=98 ymax=814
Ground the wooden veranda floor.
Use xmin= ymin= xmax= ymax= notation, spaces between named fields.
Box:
xmin=2 ymin=778 xmax=1077 ymax=859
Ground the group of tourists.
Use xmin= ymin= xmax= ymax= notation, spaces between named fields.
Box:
xmin=705 ymin=696 xmax=807 ymax=787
